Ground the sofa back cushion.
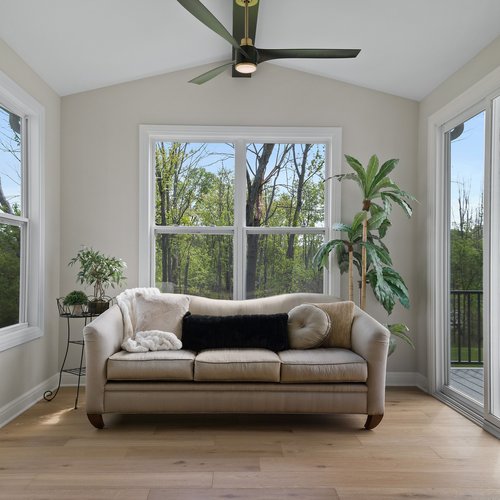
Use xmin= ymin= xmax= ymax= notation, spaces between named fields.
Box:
xmin=287 ymin=304 xmax=330 ymax=349
xmin=182 ymin=313 xmax=289 ymax=352
xmin=314 ymin=301 xmax=355 ymax=349
xmin=135 ymin=293 xmax=190 ymax=339
xmin=187 ymin=293 xmax=340 ymax=316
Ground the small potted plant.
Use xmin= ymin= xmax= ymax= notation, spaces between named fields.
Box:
xmin=69 ymin=246 xmax=127 ymax=314
xmin=62 ymin=290 xmax=88 ymax=316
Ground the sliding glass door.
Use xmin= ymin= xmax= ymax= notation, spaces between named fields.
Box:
xmin=436 ymin=91 xmax=500 ymax=436
xmin=487 ymin=95 xmax=500 ymax=429
xmin=444 ymin=111 xmax=485 ymax=408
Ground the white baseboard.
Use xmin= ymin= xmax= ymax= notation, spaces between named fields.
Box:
xmin=0 ymin=374 xmax=59 ymax=428
xmin=415 ymin=373 xmax=429 ymax=392
xmin=386 ymin=371 xmax=428 ymax=390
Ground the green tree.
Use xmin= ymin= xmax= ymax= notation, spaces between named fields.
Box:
xmin=0 ymin=223 xmax=20 ymax=327
xmin=154 ymin=141 xmax=325 ymax=299
xmin=0 ymin=107 xmax=22 ymax=328
xmin=155 ymin=142 xmax=234 ymax=297
xmin=450 ymin=182 xmax=483 ymax=291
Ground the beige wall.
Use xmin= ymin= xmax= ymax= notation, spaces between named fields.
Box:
xmin=1 ymin=25 xmax=498 ymax=414
xmin=0 ymin=38 xmax=61 ymax=410
xmin=416 ymin=34 xmax=500 ymax=381
xmin=61 ymin=63 xmax=419 ymax=373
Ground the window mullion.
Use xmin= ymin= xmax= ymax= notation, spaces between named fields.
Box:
xmin=245 ymin=227 xmax=325 ymax=235
xmin=22 ymin=116 xmax=28 ymax=218
xmin=0 ymin=213 xmax=28 ymax=225
xmin=154 ymin=226 xmax=234 ymax=235
xmin=19 ymin=220 xmax=28 ymax=323
xmin=234 ymin=140 xmax=246 ymax=300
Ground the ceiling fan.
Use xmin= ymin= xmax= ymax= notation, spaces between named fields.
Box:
xmin=177 ymin=0 xmax=361 ymax=84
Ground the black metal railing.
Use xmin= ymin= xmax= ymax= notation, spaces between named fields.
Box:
xmin=450 ymin=290 xmax=483 ymax=365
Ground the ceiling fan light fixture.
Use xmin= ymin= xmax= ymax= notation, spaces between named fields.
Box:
xmin=235 ymin=61 xmax=257 ymax=74
xmin=235 ymin=42 xmax=258 ymax=74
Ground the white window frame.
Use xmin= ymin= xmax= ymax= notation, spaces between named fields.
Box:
xmin=139 ymin=125 xmax=342 ymax=298
xmin=427 ymin=64 xmax=500 ymax=437
xmin=0 ymin=69 xmax=44 ymax=352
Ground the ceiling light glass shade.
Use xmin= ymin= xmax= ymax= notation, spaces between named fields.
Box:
xmin=235 ymin=62 xmax=257 ymax=74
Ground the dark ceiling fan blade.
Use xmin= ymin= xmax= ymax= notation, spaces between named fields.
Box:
xmin=189 ymin=61 xmax=235 ymax=85
xmin=258 ymin=48 xmax=361 ymax=63
xmin=177 ymin=0 xmax=243 ymax=53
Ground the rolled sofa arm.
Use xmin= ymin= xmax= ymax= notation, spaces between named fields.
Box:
xmin=83 ymin=305 xmax=123 ymax=414
xmin=350 ymin=306 xmax=390 ymax=416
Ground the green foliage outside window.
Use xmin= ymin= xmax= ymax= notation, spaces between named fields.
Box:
xmin=154 ymin=141 xmax=325 ymax=298
xmin=0 ymin=105 xmax=22 ymax=329
xmin=0 ymin=223 xmax=20 ymax=328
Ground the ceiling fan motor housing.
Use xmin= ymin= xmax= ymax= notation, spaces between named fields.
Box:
xmin=235 ymin=44 xmax=259 ymax=73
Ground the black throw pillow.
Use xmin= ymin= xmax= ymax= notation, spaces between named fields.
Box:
xmin=182 ymin=312 xmax=289 ymax=352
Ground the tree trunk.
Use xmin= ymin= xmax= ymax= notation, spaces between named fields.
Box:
xmin=361 ymin=217 xmax=368 ymax=310
xmin=246 ymin=234 xmax=259 ymax=298
xmin=246 ymin=143 xmax=275 ymax=297
xmin=348 ymin=247 xmax=354 ymax=302
xmin=156 ymin=147 xmax=169 ymax=292
xmin=286 ymin=144 xmax=311 ymax=259
xmin=0 ymin=179 xmax=12 ymax=214
xmin=161 ymin=234 xmax=168 ymax=291
xmin=183 ymin=254 xmax=190 ymax=294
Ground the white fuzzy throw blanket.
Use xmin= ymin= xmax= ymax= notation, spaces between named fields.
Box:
xmin=117 ymin=288 xmax=182 ymax=352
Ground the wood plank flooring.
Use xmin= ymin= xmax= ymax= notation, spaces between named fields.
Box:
xmin=0 ymin=388 xmax=499 ymax=499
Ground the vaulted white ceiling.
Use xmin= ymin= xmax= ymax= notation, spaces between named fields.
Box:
xmin=1 ymin=0 xmax=500 ymax=100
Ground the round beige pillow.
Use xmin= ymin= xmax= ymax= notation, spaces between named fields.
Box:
xmin=287 ymin=304 xmax=331 ymax=349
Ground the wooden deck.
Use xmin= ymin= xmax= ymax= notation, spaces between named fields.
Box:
xmin=449 ymin=367 xmax=484 ymax=404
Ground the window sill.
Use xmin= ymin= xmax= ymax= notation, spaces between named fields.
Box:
xmin=0 ymin=324 xmax=43 ymax=353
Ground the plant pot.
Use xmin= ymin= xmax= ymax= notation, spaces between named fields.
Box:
xmin=70 ymin=304 xmax=84 ymax=316
xmin=88 ymin=299 xmax=110 ymax=315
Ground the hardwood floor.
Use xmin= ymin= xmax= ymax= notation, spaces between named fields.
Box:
xmin=1 ymin=388 xmax=499 ymax=499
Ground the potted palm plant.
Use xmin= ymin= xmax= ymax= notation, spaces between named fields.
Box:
xmin=69 ymin=247 xmax=127 ymax=314
xmin=314 ymin=154 xmax=416 ymax=354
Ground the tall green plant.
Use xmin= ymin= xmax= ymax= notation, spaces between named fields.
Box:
xmin=69 ymin=247 xmax=127 ymax=301
xmin=314 ymin=154 xmax=416 ymax=352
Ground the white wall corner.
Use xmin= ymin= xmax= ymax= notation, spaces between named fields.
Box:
xmin=0 ymin=374 xmax=59 ymax=428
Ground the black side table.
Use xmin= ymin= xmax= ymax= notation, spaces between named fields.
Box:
xmin=44 ymin=301 xmax=96 ymax=409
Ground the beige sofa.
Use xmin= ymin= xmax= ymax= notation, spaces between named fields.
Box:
xmin=83 ymin=293 xmax=389 ymax=430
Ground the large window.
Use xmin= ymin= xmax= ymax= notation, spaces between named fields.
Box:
xmin=0 ymin=104 xmax=25 ymax=329
xmin=140 ymin=126 xmax=341 ymax=299
xmin=0 ymin=70 xmax=44 ymax=351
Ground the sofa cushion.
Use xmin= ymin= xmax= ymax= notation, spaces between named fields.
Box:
xmin=287 ymin=304 xmax=330 ymax=349
xmin=182 ymin=313 xmax=289 ymax=352
xmin=194 ymin=349 xmax=281 ymax=382
xmin=107 ymin=349 xmax=195 ymax=381
xmin=314 ymin=301 xmax=355 ymax=348
xmin=279 ymin=348 xmax=367 ymax=383
xmin=135 ymin=292 xmax=189 ymax=339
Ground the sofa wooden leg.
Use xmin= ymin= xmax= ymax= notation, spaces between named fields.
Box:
xmin=87 ymin=413 xmax=104 ymax=429
xmin=364 ymin=414 xmax=383 ymax=430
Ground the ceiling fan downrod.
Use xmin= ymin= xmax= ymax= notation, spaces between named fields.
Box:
xmin=235 ymin=0 xmax=258 ymax=74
